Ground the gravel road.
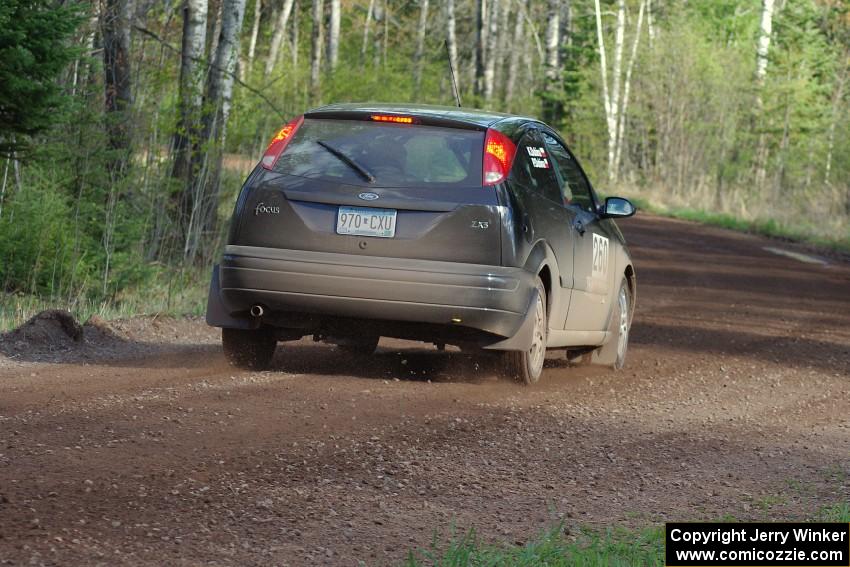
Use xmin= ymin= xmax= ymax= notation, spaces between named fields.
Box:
xmin=1 ymin=214 xmax=848 ymax=566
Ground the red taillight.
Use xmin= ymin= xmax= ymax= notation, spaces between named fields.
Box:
xmin=483 ymin=128 xmax=516 ymax=185
xmin=370 ymin=114 xmax=414 ymax=124
xmin=261 ymin=115 xmax=304 ymax=170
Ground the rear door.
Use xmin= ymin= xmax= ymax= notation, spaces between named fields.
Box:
xmin=507 ymin=128 xmax=575 ymax=329
xmin=541 ymin=131 xmax=614 ymax=332
xmin=233 ymin=117 xmax=502 ymax=265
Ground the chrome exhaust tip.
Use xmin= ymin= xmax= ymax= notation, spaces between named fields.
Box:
xmin=250 ymin=304 xmax=265 ymax=318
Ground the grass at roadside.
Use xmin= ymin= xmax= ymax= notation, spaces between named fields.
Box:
xmin=624 ymin=196 xmax=850 ymax=255
xmin=405 ymin=502 xmax=850 ymax=566
xmin=818 ymin=502 xmax=850 ymax=522
xmin=0 ymin=268 xmax=207 ymax=332
xmin=403 ymin=525 xmax=665 ymax=567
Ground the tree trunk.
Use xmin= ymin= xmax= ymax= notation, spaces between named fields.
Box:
xmin=614 ymin=0 xmax=645 ymax=175
xmin=494 ymin=0 xmax=510 ymax=98
xmin=310 ymin=0 xmax=324 ymax=101
xmin=825 ymin=54 xmax=847 ymax=187
xmin=593 ymin=0 xmax=616 ymax=183
xmin=541 ymin=0 xmax=560 ymax=122
xmin=291 ymin=0 xmax=299 ymax=66
xmin=483 ymin=0 xmax=499 ymax=104
xmin=474 ymin=0 xmax=487 ymax=97
xmin=328 ymin=0 xmax=340 ymax=71
xmin=101 ymin=0 xmax=134 ymax=176
xmin=264 ymin=0 xmax=295 ymax=77
xmin=504 ymin=0 xmax=525 ymax=109
xmin=412 ymin=0 xmax=429 ymax=96
xmin=445 ymin=0 xmax=459 ymax=94
xmin=646 ymin=0 xmax=655 ymax=46
xmin=610 ymin=0 xmax=625 ymax=146
xmin=559 ymin=0 xmax=571 ymax=56
xmin=372 ymin=0 xmax=383 ymax=68
xmin=755 ymin=0 xmax=775 ymax=85
xmin=172 ymin=0 xmax=208 ymax=183
xmin=382 ymin=0 xmax=388 ymax=66
xmin=247 ymin=0 xmax=261 ymax=65
xmin=754 ymin=0 xmax=775 ymax=190
xmin=361 ymin=0 xmax=374 ymax=66
xmin=186 ymin=0 xmax=247 ymax=261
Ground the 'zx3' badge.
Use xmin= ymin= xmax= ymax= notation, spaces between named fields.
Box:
xmin=470 ymin=220 xmax=490 ymax=230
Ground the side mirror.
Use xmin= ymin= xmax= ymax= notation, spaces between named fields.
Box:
xmin=602 ymin=197 xmax=636 ymax=218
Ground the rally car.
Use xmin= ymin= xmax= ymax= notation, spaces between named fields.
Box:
xmin=206 ymin=103 xmax=636 ymax=384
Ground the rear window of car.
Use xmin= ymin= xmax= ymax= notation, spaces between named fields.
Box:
xmin=273 ymin=118 xmax=484 ymax=188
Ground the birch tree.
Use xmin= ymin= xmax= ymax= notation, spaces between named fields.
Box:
xmin=754 ymin=0 xmax=776 ymax=189
xmin=310 ymin=0 xmax=325 ymax=100
xmin=483 ymin=0 xmax=500 ymax=104
xmin=755 ymin=0 xmax=775 ymax=85
xmin=328 ymin=0 xmax=341 ymax=71
xmin=361 ymin=0 xmax=374 ymax=65
xmin=494 ymin=0 xmax=510 ymax=97
xmin=264 ymin=0 xmax=295 ymax=77
xmin=172 ymin=0 xmax=208 ymax=182
xmin=247 ymin=0 xmax=261 ymax=66
xmin=413 ymin=0 xmax=429 ymax=94
xmin=186 ymin=0 xmax=246 ymax=260
xmin=504 ymin=0 xmax=526 ymax=108
xmin=541 ymin=0 xmax=560 ymax=122
xmin=614 ymin=0 xmax=645 ymax=173
xmin=445 ymin=0 xmax=459 ymax=93
xmin=594 ymin=0 xmax=632 ymax=182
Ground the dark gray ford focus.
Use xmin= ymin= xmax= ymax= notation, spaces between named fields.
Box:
xmin=206 ymin=103 xmax=636 ymax=384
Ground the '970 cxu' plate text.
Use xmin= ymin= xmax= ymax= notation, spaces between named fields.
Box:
xmin=336 ymin=206 xmax=397 ymax=238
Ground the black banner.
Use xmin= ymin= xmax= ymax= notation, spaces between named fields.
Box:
xmin=665 ymin=522 xmax=850 ymax=566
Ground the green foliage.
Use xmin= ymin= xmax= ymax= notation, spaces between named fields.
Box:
xmin=0 ymin=0 xmax=85 ymax=157
xmin=0 ymin=167 xmax=88 ymax=295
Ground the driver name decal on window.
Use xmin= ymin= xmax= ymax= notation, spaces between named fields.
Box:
xmin=592 ymin=233 xmax=609 ymax=278
xmin=526 ymin=146 xmax=550 ymax=169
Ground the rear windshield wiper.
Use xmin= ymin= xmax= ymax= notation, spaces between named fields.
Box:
xmin=316 ymin=140 xmax=376 ymax=183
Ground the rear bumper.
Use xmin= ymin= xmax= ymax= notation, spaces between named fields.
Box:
xmin=211 ymin=245 xmax=535 ymax=339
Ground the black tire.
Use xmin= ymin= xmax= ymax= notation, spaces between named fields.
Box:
xmin=501 ymin=277 xmax=547 ymax=385
xmin=335 ymin=335 xmax=380 ymax=356
xmin=222 ymin=327 xmax=277 ymax=370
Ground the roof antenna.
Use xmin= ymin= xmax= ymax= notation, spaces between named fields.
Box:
xmin=445 ymin=40 xmax=462 ymax=107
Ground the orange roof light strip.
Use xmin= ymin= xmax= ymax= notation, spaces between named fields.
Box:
xmin=370 ymin=114 xmax=414 ymax=124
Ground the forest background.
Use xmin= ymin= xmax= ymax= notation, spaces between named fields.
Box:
xmin=1 ymin=0 xmax=848 ymax=327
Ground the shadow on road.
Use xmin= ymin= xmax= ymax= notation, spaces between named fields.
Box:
xmin=631 ymin=320 xmax=850 ymax=374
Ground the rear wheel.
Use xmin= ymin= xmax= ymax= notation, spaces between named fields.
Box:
xmin=335 ymin=335 xmax=380 ymax=357
xmin=501 ymin=278 xmax=547 ymax=385
xmin=222 ymin=327 xmax=277 ymax=370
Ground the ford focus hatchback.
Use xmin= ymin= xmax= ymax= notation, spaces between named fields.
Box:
xmin=206 ymin=103 xmax=637 ymax=384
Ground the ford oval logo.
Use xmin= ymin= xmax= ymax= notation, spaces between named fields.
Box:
xmin=358 ymin=192 xmax=379 ymax=201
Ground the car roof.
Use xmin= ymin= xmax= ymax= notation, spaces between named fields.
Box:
xmin=306 ymin=102 xmax=540 ymax=129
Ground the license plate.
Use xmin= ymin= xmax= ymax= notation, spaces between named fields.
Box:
xmin=336 ymin=206 xmax=397 ymax=238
